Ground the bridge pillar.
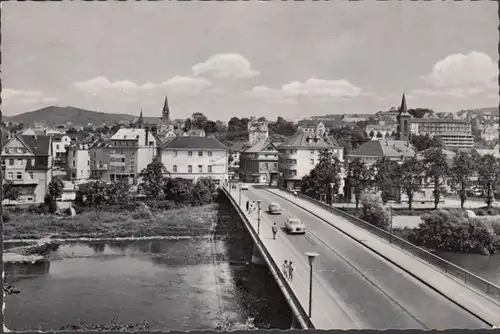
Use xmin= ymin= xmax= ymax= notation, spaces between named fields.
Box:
xmin=251 ymin=244 xmax=266 ymax=266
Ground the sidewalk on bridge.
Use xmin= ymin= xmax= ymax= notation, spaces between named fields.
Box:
xmin=227 ymin=188 xmax=362 ymax=330
xmin=266 ymin=188 xmax=500 ymax=327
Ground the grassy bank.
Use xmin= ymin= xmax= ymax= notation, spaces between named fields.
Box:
xmin=4 ymin=204 xmax=218 ymax=240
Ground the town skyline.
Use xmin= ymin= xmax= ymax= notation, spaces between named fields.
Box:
xmin=2 ymin=1 xmax=498 ymax=120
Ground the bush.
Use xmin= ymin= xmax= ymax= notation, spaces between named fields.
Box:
xmin=359 ymin=194 xmax=390 ymax=230
xmin=2 ymin=212 xmax=10 ymax=222
xmin=44 ymin=194 xmax=58 ymax=214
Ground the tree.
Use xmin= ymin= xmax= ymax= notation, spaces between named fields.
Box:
xmin=3 ymin=181 xmax=20 ymax=201
xmin=411 ymin=134 xmax=443 ymax=152
xmin=359 ymin=195 xmax=390 ymax=230
xmin=476 ymin=154 xmax=500 ymax=209
xmin=422 ymin=148 xmax=450 ymax=209
xmin=182 ymin=118 xmax=192 ymax=132
xmin=369 ymin=130 xmax=375 ymax=138
xmin=398 ymin=157 xmax=424 ymax=210
xmin=163 ymin=178 xmax=194 ymax=204
xmin=139 ymin=161 xmax=168 ymax=199
xmin=449 ymin=152 xmax=476 ymax=209
xmin=376 ymin=132 xmax=383 ymax=139
xmin=48 ymin=177 xmax=64 ymax=200
xmin=347 ymin=158 xmax=373 ymax=209
xmin=191 ymin=112 xmax=208 ymax=129
xmin=371 ymin=157 xmax=399 ymax=203
xmin=408 ymin=108 xmax=434 ymax=119
xmin=301 ymin=150 xmax=343 ymax=200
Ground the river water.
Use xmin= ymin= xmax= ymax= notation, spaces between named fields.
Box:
xmin=4 ymin=200 xmax=292 ymax=331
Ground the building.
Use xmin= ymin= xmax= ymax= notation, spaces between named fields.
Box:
xmin=184 ymin=128 xmax=206 ymax=137
xmin=2 ymin=134 xmax=53 ymax=204
xmin=109 ymin=128 xmax=157 ymax=184
xmin=159 ymin=136 xmax=228 ymax=185
xmin=247 ymin=118 xmax=269 ymax=145
xmin=411 ymin=118 xmax=472 ymax=136
xmin=67 ymin=142 xmax=92 ymax=182
xmin=278 ymin=131 xmax=344 ymax=191
xmin=480 ymin=124 xmax=499 ymax=143
xmin=239 ymin=139 xmax=279 ymax=184
xmin=396 ymin=94 xmax=412 ymax=141
xmin=52 ymin=134 xmax=72 ymax=169
xmin=365 ymin=123 xmax=397 ymax=140
xmin=90 ymin=140 xmax=111 ymax=181
xmin=348 ymin=139 xmax=416 ymax=166
xmin=435 ymin=132 xmax=475 ymax=150
xmin=228 ymin=141 xmax=246 ymax=180
xmin=297 ymin=120 xmax=326 ymax=136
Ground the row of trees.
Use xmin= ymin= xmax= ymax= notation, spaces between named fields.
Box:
xmin=301 ymin=148 xmax=500 ymax=210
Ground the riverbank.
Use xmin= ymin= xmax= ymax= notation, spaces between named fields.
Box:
xmin=3 ymin=204 xmax=218 ymax=240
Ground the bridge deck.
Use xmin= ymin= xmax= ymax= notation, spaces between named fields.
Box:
xmin=226 ymin=184 xmax=499 ymax=330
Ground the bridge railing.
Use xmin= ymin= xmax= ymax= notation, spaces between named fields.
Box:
xmin=276 ymin=186 xmax=500 ymax=301
xmin=221 ymin=187 xmax=313 ymax=329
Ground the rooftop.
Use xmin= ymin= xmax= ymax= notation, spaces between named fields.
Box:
xmin=413 ymin=118 xmax=470 ymax=124
xmin=19 ymin=135 xmax=52 ymax=156
xmin=280 ymin=130 xmax=334 ymax=149
xmin=160 ymin=136 xmax=227 ymax=150
xmin=111 ymin=128 xmax=149 ymax=140
xmin=350 ymin=139 xmax=416 ymax=159
xmin=243 ymin=138 xmax=278 ymax=153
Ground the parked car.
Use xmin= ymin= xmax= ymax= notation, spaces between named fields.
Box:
xmin=240 ymin=184 xmax=249 ymax=190
xmin=268 ymin=203 xmax=282 ymax=215
xmin=284 ymin=218 xmax=306 ymax=234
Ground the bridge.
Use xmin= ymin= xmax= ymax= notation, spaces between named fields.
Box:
xmin=222 ymin=184 xmax=500 ymax=330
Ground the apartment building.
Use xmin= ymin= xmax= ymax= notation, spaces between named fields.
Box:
xmin=247 ymin=118 xmax=269 ymax=145
xmin=411 ymin=118 xmax=472 ymax=136
xmin=90 ymin=140 xmax=111 ymax=181
xmin=480 ymin=124 xmax=499 ymax=143
xmin=297 ymin=120 xmax=326 ymax=136
xmin=109 ymin=128 xmax=157 ymax=184
xmin=435 ymin=132 xmax=475 ymax=150
xmin=348 ymin=139 xmax=416 ymax=166
xmin=278 ymin=131 xmax=344 ymax=191
xmin=67 ymin=143 xmax=92 ymax=182
xmin=1 ymin=134 xmax=53 ymax=204
xmin=159 ymin=136 xmax=228 ymax=185
xmin=239 ymin=139 xmax=279 ymax=184
xmin=52 ymin=134 xmax=72 ymax=168
xmin=365 ymin=123 xmax=397 ymax=140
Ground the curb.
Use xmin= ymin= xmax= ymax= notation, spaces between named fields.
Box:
xmin=265 ymin=188 xmax=497 ymax=328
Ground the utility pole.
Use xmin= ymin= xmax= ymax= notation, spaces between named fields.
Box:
xmin=1 ymin=108 xmax=4 ymax=328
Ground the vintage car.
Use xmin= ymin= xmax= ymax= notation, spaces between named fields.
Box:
xmin=267 ymin=203 xmax=282 ymax=215
xmin=240 ymin=184 xmax=249 ymax=190
xmin=284 ymin=218 xmax=306 ymax=234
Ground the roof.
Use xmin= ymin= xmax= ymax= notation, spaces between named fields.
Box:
xmin=18 ymin=135 xmax=51 ymax=156
xmin=326 ymin=135 xmax=342 ymax=148
xmin=297 ymin=120 xmax=321 ymax=127
xmin=111 ymin=128 xmax=149 ymax=140
xmin=350 ymin=140 xmax=415 ymax=159
xmin=280 ymin=130 xmax=333 ymax=149
xmin=412 ymin=118 xmax=470 ymax=124
xmin=160 ymin=136 xmax=227 ymax=150
xmin=91 ymin=140 xmax=112 ymax=149
xmin=229 ymin=141 xmax=246 ymax=152
xmin=187 ymin=128 xmax=205 ymax=136
xmin=243 ymin=138 xmax=278 ymax=153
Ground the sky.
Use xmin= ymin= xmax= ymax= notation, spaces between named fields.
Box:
xmin=2 ymin=1 xmax=499 ymax=122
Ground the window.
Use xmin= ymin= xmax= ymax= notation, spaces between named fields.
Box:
xmin=16 ymin=172 xmax=22 ymax=180
xmin=188 ymin=151 xmax=193 ymax=157
xmin=9 ymin=159 xmax=14 ymax=166
xmin=87 ymin=160 xmax=90 ymax=166
xmin=28 ymin=172 xmax=34 ymax=179
xmin=173 ymin=150 xmax=178 ymax=157
xmin=208 ymin=165 xmax=212 ymax=173
xmin=208 ymin=151 xmax=212 ymax=157
xmin=56 ymin=144 xmax=60 ymax=150
xmin=310 ymin=150 xmax=315 ymax=154
xmin=198 ymin=165 xmax=203 ymax=173
xmin=310 ymin=159 xmax=314 ymax=165
xmin=72 ymin=150 xmax=76 ymax=157
xmin=72 ymin=160 xmax=76 ymax=167
xmin=17 ymin=159 xmax=24 ymax=165
xmin=188 ymin=165 xmax=192 ymax=173
xmin=7 ymin=172 xmax=13 ymax=179
xmin=121 ymin=158 xmax=125 ymax=163
xmin=173 ymin=165 xmax=178 ymax=173
xmin=198 ymin=151 xmax=203 ymax=157
xmin=265 ymin=162 xmax=269 ymax=168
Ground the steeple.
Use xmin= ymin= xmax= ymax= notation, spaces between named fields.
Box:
xmin=162 ymin=96 xmax=170 ymax=122
xmin=137 ymin=109 xmax=144 ymax=127
xmin=398 ymin=93 xmax=409 ymax=116
xmin=396 ymin=92 xmax=411 ymax=141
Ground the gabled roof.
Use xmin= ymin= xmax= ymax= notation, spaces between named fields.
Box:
xmin=19 ymin=135 xmax=51 ymax=156
xmin=325 ymin=135 xmax=342 ymax=148
xmin=350 ymin=139 xmax=415 ymax=159
xmin=160 ymin=136 xmax=227 ymax=150
xmin=279 ymin=130 xmax=333 ymax=149
xmin=229 ymin=141 xmax=246 ymax=152
xmin=243 ymin=138 xmax=278 ymax=153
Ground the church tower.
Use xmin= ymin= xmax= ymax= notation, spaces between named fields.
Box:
xmin=396 ymin=93 xmax=412 ymax=141
xmin=162 ymin=96 xmax=170 ymax=122
xmin=137 ymin=109 xmax=144 ymax=127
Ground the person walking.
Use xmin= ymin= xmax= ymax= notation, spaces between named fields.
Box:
xmin=288 ymin=261 xmax=294 ymax=282
xmin=282 ymin=260 xmax=289 ymax=279
xmin=271 ymin=222 xmax=278 ymax=240
xmin=246 ymin=200 xmax=250 ymax=213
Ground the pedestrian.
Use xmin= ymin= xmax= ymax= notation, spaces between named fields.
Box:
xmin=271 ymin=222 xmax=278 ymax=240
xmin=282 ymin=260 xmax=289 ymax=279
xmin=288 ymin=261 xmax=294 ymax=282
xmin=246 ymin=200 xmax=250 ymax=213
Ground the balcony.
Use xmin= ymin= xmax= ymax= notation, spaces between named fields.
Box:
xmin=110 ymin=154 xmax=126 ymax=159
xmin=94 ymin=164 xmax=109 ymax=170
xmin=110 ymin=161 xmax=126 ymax=167
xmin=6 ymin=178 xmax=39 ymax=185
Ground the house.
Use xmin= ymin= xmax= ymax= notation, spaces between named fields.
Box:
xmin=247 ymin=117 xmax=269 ymax=145
xmin=90 ymin=140 xmax=112 ymax=181
xmin=184 ymin=128 xmax=205 ymax=137
xmin=480 ymin=124 xmax=499 ymax=143
xmin=297 ymin=120 xmax=326 ymax=136
xmin=159 ymin=136 xmax=229 ymax=186
xmin=411 ymin=118 xmax=472 ymax=136
xmin=342 ymin=113 xmax=374 ymax=123
xmin=67 ymin=142 xmax=92 ymax=182
xmin=109 ymin=128 xmax=157 ymax=184
xmin=365 ymin=124 xmax=397 ymax=140
xmin=52 ymin=134 xmax=72 ymax=169
xmin=239 ymin=139 xmax=279 ymax=184
xmin=2 ymin=134 xmax=53 ymax=205
xmin=348 ymin=139 xmax=416 ymax=166
xmin=228 ymin=141 xmax=246 ymax=180
xmin=278 ymin=130 xmax=344 ymax=191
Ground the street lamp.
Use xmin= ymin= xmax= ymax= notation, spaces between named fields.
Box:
xmin=329 ymin=183 xmax=335 ymax=207
xmin=304 ymin=252 xmax=319 ymax=329
xmin=238 ymin=184 xmax=242 ymax=207
xmin=256 ymin=200 xmax=262 ymax=235
xmin=293 ymin=190 xmax=298 ymax=203
xmin=387 ymin=200 xmax=396 ymax=243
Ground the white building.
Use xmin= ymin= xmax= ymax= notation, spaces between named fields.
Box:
xmin=67 ymin=143 xmax=91 ymax=181
xmin=159 ymin=136 xmax=229 ymax=186
xmin=247 ymin=118 xmax=269 ymax=145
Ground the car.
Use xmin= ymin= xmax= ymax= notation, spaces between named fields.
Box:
xmin=284 ymin=218 xmax=306 ymax=234
xmin=240 ymin=184 xmax=249 ymax=190
xmin=267 ymin=203 xmax=282 ymax=215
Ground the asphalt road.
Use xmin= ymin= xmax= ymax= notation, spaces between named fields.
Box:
xmin=244 ymin=187 xmax=490 ymax=330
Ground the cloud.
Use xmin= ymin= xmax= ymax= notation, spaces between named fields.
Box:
xmin=2 ymin=89 xmax=58 ymax=105
xmin=416 ymin=51 xmax=498 ymax=97
xmin=192 ymin=53 xmax=260 ymax=79
xmin=72 ymin=76 xmax=212 ymax=97
xmin=247 ymin=78 xmax=363 ymax=103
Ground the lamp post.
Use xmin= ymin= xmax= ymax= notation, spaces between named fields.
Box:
xmin=293 ymin=190 xmax=298 ymax=204
xmin=329 ymin=183 xmax=334 ymax=207
xmin=387 ymin=200 xmax=396 ymax=243
xmin=256 ymin=200 xmax=262 ymax=235
xmin=304 ymin=252 xmax=319 ymax=329
xmin=238 ymin=184 xmax=242 ymax=207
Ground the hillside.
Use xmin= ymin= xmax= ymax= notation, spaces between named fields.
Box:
xmin=3 ymin=106 xmax=139 ymax=126
xmin=456 ymin=107 xmax=498 ymax=119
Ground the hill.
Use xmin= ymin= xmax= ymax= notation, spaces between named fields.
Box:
xmin=3 ymin=106 xmax=140 ymax=126
xmin=456 ymin=107 xmax=498 ymax=120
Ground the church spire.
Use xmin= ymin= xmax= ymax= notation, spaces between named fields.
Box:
xmin=137 ymin=109 xmax=144 ymax=127
xmin=162 ymin=96 xmax=170 ymax=122
xmin=398 ymin=92 xmax=409 ymax=115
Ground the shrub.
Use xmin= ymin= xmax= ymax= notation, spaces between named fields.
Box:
xmin=44 ymin=194 xmax=58 ymax=214
xmin=477 ymin=209 xmax=487 ymax=216
xmin=359 ymin=194 xmax=390 ymax=230
xmin=2 ymin=212 xmax=10 ymax=222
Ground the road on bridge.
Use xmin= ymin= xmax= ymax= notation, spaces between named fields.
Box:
xmin=242 ymin=186 xmax=491 ymax=330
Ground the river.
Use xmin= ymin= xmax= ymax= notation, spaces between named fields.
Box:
xmin=4 ymin=200 xmax=292 ymax=331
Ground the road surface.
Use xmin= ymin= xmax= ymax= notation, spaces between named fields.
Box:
xmin=243 ymin=186 xmax=490 ymax=329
